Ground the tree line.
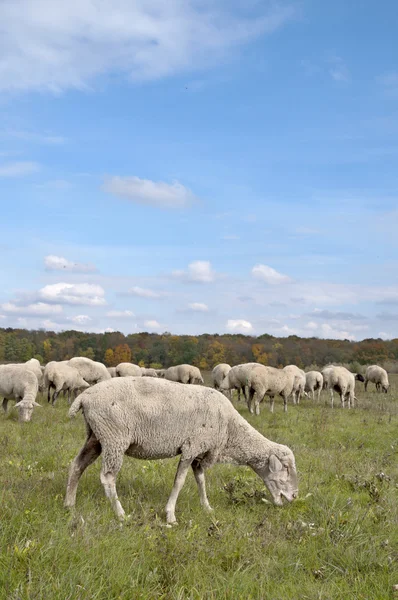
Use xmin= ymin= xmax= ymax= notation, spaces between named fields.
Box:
xmin=0 ymin=327 xmax=397 ymax=372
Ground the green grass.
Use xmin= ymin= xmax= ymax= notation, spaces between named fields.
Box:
xmin=1 ymin=375 xmax=397 ymax=599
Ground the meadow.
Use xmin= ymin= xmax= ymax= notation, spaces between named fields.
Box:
xmin=0 ymin=373 xmax=397 ymax=600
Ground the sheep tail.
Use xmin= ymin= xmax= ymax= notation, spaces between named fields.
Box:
xmin=69 ymin=396 xmax=83 ymax=418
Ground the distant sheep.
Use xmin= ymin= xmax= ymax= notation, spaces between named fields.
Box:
xmin=141 ymin=368 xmax=158 ymax=378
xmin=283 ymin=365 xmax=306 ymax=405
xmin=107 ymin=367 xmax=117 ymax=378
xmin=219 ymin=363 xmax=261 ymax=402
xmin=322 ymin=366 xmax=357 ymax=408
xmin=116 ymin=363 xmax=142 ymax=378
xmin=165 ymin=364 xmax=203 ymax=385
xmin=364 ymin=365 xmax=389 ymax=393
xmin=68 ymin=357 xmax=111 ymax=384
xmin=212 ymin=363 xmax=232 ymax=399
xmin=0 ymin=365 xmax=41 ymax=422
xmin=44 ymin=362 xmax=90 ymax=405
xmin=65 ymin=377 xmax=298 ymax=523
xmin=305 ymin=371 xmax=324 ymax=402
xmin=247 ymin=366 xmax=295 ymax=414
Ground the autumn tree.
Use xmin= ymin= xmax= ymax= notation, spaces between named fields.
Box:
xmin=114 ymin=343 xmax=132 ymax=364
xmin=104 ymin=348 xmax=116 ymax=366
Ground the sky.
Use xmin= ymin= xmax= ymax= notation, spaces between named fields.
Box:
xmin=0 ymin=0 xmax=398 ymax=341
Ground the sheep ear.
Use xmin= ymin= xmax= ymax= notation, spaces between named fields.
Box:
xmin=269 ymin=455 xmax=283 ymax=473
xmin=14 ymin=401 xmax=23 ymax=408
xmin=33 ymin=401 xmax=42 ymax=407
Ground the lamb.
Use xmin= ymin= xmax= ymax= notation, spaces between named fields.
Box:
xmin=219 ymin=363 xmax=261 ymax=402
xmin=141 ymin=368 xmax=158 ymax=377
xmin=107 ymin=367 xmax=117 ymax=378
xmin=44 ymin=362 xmax=90 ymax=405
xmin=0 ymin=365 xmax=41 ymax=422
xmin=211 ymin=363 xmax=232 ymax=399
xmin=164 ymin=364 xmax=204 ymax=385
xmin=305 ymin=371 xmax=324 ymax=402
xmin=283 ymin=365 xmax=306 ymax=405
xmin=364 ymin=365 xmax=389 ymax=393
xmin=65 ymin=377 xmax=298 ymax=524
xmin=67 ymin=357 xmax=111 ymax=384
xmin=321 ymin=366 xmax=357 ymax=408
xmin=246 ymin=366 xmax=294 ymax=414
xmin=116 ymin=363 xmax=142 ymax=377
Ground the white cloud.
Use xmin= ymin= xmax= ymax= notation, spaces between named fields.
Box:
xmin=378 ymin=331 xmax=391 ymax=340
xmin=127 ymin=286 xmax=165 ymax=299
xmin=329 ymin=57 xmax=350 ymax=82
xmin=106 ymin=310 xmax=134 ymax=318
xmin=144 ymin=320 xmax=161 ymax=329
xmin=41 ymin=319 xmax=63 ymax=330
xmin=2 ymin=130 xmax=66 ymax=144
xmin=187 ymin=302 xmax=209 ymax=312
xmin=39 ymin=282 xmax=106 ymax=306
xmin=226 ymin=319 xmax=253 ymax=333
xmin=252 ymin=264 xmax=291 ymax=285
xmin=103 ymin=176 xmax=196 ymax=209
xmin=1 ymin=302 xmax=63 ymax=316
xmin=68 ymin=314 xmax=92 ymax=324
xmin=44 ymin=255 xmax=96 ymax=273
xmin=319 ymin=323 xmax=355 ymax=341
xmin=306 ymin=321 xmax=318 ymax=331
xmin=173 ymin=260 xmax=216 ymax=283
xmin=0 ymin=161 xmax=40 ymax=177
xmin=0 ymin=0 xmax=295 ymax=93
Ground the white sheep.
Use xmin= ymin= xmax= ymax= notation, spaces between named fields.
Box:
xmin=321 ymin=366 xmax=357 ymax=408
xmin=67 ymin=357 xmax=111 ymax=384
xmin=107 ymin=367 xmax=117 ymax=378
xmin=305 ymin=371 xmax=324 ymax=402
xmin=283 ymin=365 xmax=306 ymax=405
xmin=364 ymin=365 xmax=389 ymax=393
xmin=164 ymin=364 xmax=204 ymax=385
xmin=116 ymin=363 xmax=142 ymax=377
xmin=246 ymin=366 xmax=294 ymax=414
xmin=65 ymin=377 xmax=298 ymax=523
xmin=141 ymin=368 xmax=158 ymax=377
xmin=219 ymin=363 xmax=261 ymax=402
xmin=44 ymin=362 xmax=90 ymax=405
xmin=0 ymin=365 xmax=41 ymax=422
xmin=211 ymin=363 xmax=232 ymax=399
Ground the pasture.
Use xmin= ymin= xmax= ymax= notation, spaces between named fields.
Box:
xmin=1 ymin=373 xmax=397 ymax=599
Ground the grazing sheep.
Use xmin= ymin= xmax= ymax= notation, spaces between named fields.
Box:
xmin=156 ymin=369 xmax=166 ymax=378
xmin=219 ymin=363 xmax=260 ymax=402
xmin=44 ymin=362 xmax=90 ymax=405
xmin=283 ymin=365 xmax=306 ymax=405
xmin=364 ymin=365 xmax=389 ymax=393
xmin=247 ymin=366 xmax=294 ymax=414
xmin=305 ymin=371 xmax=324 ymax=402
xmin=0 ymin=365 xmax=41 ymax=422
xmin=212 ymin=363 xmax=232 ymax=399
xmin=116 ymin=363 xmax=142 ymax=377
xmin=141 ymin=368 xmax=158 ymax=377
xmin=164 ymin=364 xmax=204 ymax=385
xmin=107 ymin=367 xmax=117 ymax=378
xmin=67 ymin=357 xmax=111 ymax=384
xmin=65 ymin=377 xmax=298 ymax=523
xmin=321 ymin=366 xmax=357 ymax=408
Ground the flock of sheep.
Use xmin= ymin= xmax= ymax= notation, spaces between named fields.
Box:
xmin=0 ymin=357 xmax=390 ymax=523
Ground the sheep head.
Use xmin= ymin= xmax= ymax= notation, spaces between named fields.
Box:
xmin=14 ymin=399 xmax=41 ymax=422
xmin=253 ymin=447 xmax=298 ymax=506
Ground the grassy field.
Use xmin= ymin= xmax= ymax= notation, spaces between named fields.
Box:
xmin=0 ymin=373 xmax=397 ymax=600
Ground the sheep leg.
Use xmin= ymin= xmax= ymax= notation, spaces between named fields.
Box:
xmin=47 ymin=384 xmax=52 ymax=403
xmin=253 ymin=391 xmax=263 ymax=416
xmin=100 ymin=448 xmax=127 ymax=520
xmin=317 ymin=387 xmax=321 ymax=402
xmin=2 ymin=398 xmax=8 ymax=413
xmin=165 ymin=457 xmax=192 ymax=524
xmin=65 ymin=433 xmax=102 ymax=508
xmin=269 ymin=395 xmax=275 ymax=413
xmin=329 ymin=388 xmax=334 ymax=408
xmin=192 ymin=460 xmax=213 ymax=513
xmin=247 ymin=388 xmax=255 ymax=414
xmin=364 ymin=380 xmax=368 ymax=392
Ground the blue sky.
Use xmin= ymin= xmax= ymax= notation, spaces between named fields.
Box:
xmin=1 ymin=0 xmax=397 ymax=340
